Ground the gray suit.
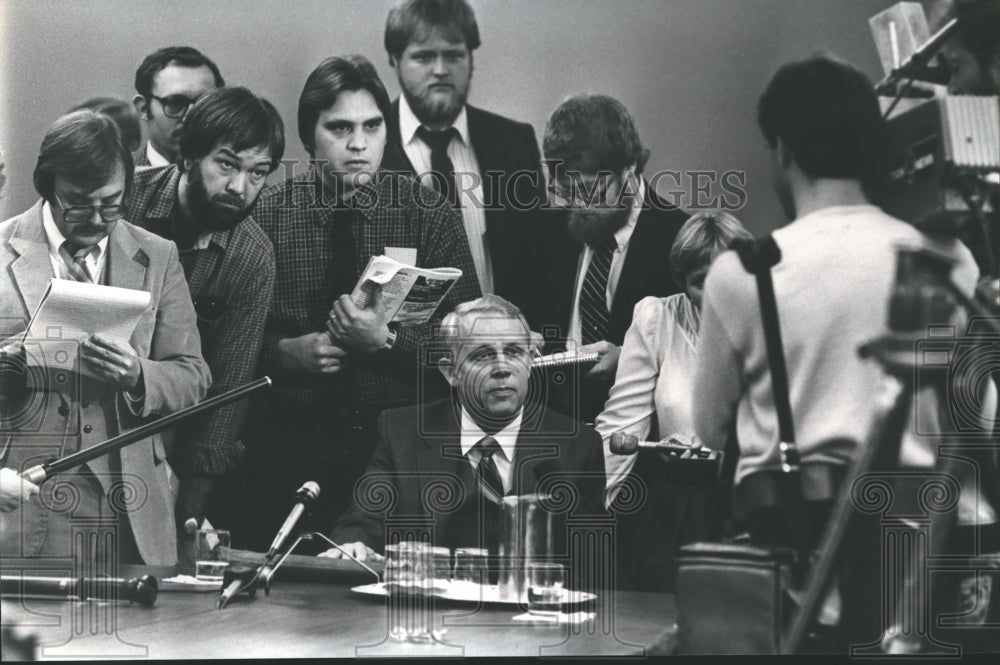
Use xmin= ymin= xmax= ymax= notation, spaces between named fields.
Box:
xmin=0 ymin=200 xmax=210 ymax=564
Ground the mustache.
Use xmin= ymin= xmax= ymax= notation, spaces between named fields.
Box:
xmin=70 ymin=224 xmax=109 ymax=234
xmin=212 ymin=194 xmax=246 ymax=209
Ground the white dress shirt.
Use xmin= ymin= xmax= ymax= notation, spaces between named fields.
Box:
xmin=145 ymin=141 xmax=170 ymax=168
xmin=595 ymin=294 xmax=700 ymax=506
xmin=398 ymin=95 xmax=493 ymax=295
xmin=42 ymin=201 xmax=109 ymax=282
xmin=568 ymin=178 xmax=645 ymax=346
xmin=459 ymin=407 xmax=523 ymax=495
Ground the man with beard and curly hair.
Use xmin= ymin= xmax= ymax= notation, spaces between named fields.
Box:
xmin=527 ymin=93 xmax=690 ymax=426
xmin=126 ymin=86 xmax=283 ymax=545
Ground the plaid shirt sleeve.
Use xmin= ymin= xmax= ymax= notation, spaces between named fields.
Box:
xmin=177 ymin=232 xmax=276 ymax=476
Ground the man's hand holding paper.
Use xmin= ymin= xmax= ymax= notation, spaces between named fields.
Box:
xmin=81 ymin=333 xmax=143 ymax=391
xmin=327 ymin=288 xmax=390 ymax=355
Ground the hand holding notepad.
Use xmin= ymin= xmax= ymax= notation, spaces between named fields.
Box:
xmin=20 ymin=279 xmax=150 ymax=377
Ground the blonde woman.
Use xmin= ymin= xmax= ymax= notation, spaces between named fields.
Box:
xmin=596 ymin=211 xmax=752 ymax=591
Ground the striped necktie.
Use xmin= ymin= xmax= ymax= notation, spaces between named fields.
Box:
xmin=59 ymin=241 xmax=97 ymax=283
xmin=416 ymin=125 xmax=460 ymax=208
xmin=579 ymin=236 xmax=617 ymax=345
xmin=473 ymin=435 xmax=505 ymax=503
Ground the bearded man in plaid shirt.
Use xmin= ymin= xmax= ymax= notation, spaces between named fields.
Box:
xmin=247 ymin=55 xmax=481 ymax=550
xmin=126 ymin=87 xmax=284 ymax=545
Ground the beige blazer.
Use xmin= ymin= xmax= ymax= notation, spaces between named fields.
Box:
xmin=0 ymin=200 xmax=211 ymax=564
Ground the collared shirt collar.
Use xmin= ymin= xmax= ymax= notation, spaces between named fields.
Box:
xmin=399 ymin=94 xmax=470 ymax=148
xmin=610 ymin=177 xmax=645 ymax=252
xmin=459 ymin=406 xmax=523 ymax=462
xmin=146 ymin=141 xmax=171 ymax=168
xmin=41 ymin=200 xmax=110 ymax=259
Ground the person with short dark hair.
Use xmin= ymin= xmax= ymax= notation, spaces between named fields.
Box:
xmin=248 ymin=55 xmax=481 ymax=550
xmin=525 ymin=93 xmax=689 ymax=424
xmin=382 ymin=0 xmax=545 ymax=300
xmin=693 ymin=55 xmax=981 ymax=646
xmin=321 ymin=295 xmax=607 ymax=569
xmin=132 ymin=46 xmax=225 ymax=167
xmin=0 ymin=110 xmax=210 ymax=565
xmin=69 ymin=97 xmax=142 ymax=153
xmin=937 ymin=0 xmax=1000 ymax=95
xmin=125 ymin=88 xmax=283 ymax=544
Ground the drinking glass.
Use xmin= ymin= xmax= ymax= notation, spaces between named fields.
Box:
xmin=527 ymin=562 xmax=565 ymax=618
xmin=194 ymin=529 xmax=230 ymax=583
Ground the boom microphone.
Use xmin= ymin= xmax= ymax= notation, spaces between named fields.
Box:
xmin=266 ymin=482 xmax=321 ymax=559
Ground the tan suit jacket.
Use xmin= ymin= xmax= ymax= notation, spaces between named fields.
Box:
xmin=0 ymin=200 xmax=211 ymax=564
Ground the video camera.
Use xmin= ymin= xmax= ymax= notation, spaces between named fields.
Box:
xmin=870 ymin=2 xmax=999 ymax=278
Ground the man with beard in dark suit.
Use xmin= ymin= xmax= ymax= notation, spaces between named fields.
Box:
xmin=381 ymin=0 xmax=545 ymax=303
xmin=528 ymin=93 xmax=690 ymax=425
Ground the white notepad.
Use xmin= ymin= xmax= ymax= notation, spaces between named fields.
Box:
xmin=21 ymin=278 xmax=151 ymax=373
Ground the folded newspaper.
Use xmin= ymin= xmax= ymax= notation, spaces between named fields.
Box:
xmin=351 ymin=255 xmax=462 ymax=325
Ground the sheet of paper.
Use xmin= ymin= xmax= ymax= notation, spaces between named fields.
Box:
xmin=384 ymin=246 xmax=417 ymax=266
xmin=22 ymin=278 xmax=151 ymax=372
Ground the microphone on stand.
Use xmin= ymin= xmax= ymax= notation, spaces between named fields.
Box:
xmin=266 ymin=482 xmax=321 ymax=560
xmin=217 ymin=565 xmax=257 ymax=610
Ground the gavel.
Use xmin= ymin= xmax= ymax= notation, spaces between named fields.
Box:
xmin=0 ymin=574 xmax=158 ymax=607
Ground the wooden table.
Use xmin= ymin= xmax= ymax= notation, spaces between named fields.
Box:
xmin=1 ymin=556 xmax=675 ymax=659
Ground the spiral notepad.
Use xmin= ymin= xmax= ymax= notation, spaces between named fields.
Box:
xmin=530 ymin=351 xmax=600 ymax=369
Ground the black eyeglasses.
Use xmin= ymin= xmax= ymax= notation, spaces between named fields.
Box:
xmin=149 ymin=93 xmax=202 ymax=119
xmin=55 ymin=195 xmax=128 ymax=223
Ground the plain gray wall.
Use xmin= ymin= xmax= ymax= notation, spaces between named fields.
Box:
xmin=0 ymin=0 xmax=918 ymax=234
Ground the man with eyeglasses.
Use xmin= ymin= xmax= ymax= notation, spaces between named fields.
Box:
xmin=0 ymin=110 xmax=210 ymax=565
xmin=125 ymin=87 xmax=282 ymax=545
xmin=525 ymin=94 xmax=689 ymax=425
xmin=132 ymin=46 xmax=224 ymax=167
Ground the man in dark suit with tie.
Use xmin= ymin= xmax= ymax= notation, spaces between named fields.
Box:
xmin=131 ymin=46 xmax=225 ymax=168
xmin=526 ymin=94 xmax=689 ymax=424
xmin=381 ymin=0 xmax=545 ymax=302
xmin=321 ymin=295 xmax=607 ymax=567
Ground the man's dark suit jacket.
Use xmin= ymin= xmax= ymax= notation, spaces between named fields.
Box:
xmin=383 ymin=101 xmax=545 ymax=305
xmin=331 ymin=398 xmax=607 ymax=559
xmin=520 ymin=182 xmax=689 ymax=422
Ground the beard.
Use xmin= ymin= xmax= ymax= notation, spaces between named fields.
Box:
xmin=566 ymin=204 xmax=632 ymax=248
xmin=403 ymin=81 xmax=469 ymax=127
xmin=187 ymin=163 xmax=253 ymax=232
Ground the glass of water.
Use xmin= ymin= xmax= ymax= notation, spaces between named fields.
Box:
xmin=194 ymin=529 xmax=230 ymax=583
xmin=385 ymin=541 xmax=435 ymax=642
xmin=452 ymin=547 xmax=489 ymax=588
xmin=527 ymin=562 xmax=565 ymax=618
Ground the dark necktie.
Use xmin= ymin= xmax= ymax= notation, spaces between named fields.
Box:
xmin=473 ymin=435 xmax=505 ymax=503
xmin=59 ymin=241 xmax=97 ymax=283
xmin=415 ymin=126 xmax=460 ymax=207
xmin=579 ymin=236 xmax=617 ymax=345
